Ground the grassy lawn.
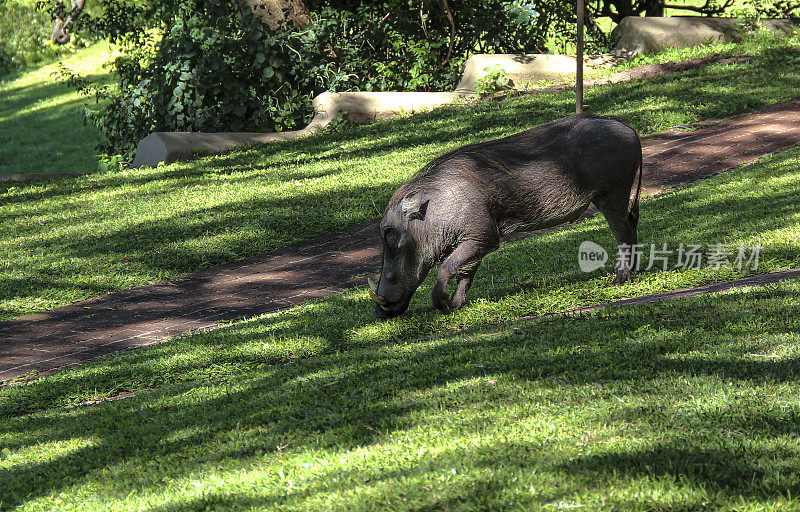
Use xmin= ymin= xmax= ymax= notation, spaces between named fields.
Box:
xmin=0 ymin=42 xmax=116 ymax=175
xmin=4 ymin=140 xmax=800 ymax=402
xmin=1 ymin=154 xmax=799 ymax=509
xmin=2 ymin=31 xmax=800 ymax=507
xmin=1 ymin=33 xmax=799 ymax=320
xmin=4 ymin=287 xmax=799 ymax=512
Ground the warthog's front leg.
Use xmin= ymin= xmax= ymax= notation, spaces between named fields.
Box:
xmin=432 ymin=237 xmax=498 ymax=313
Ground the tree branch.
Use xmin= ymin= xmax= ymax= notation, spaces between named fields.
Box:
xmin=51 ymin=0 xmax=86 ymax=44
xmin=439 ymin=0 xmax=455 ymax=65
xmin=663 ymin=0 xmax=735 ymax=15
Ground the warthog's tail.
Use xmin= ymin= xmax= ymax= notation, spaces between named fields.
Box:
xmin=628 ymin=146 xmax=643 ymax=227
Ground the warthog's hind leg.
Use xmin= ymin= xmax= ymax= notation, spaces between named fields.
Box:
xmin=593 ymin=192 xmax=639 ymax=285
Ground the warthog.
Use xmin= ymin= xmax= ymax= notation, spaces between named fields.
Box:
xmin=369 ymin=113 xmax=643 ymax=318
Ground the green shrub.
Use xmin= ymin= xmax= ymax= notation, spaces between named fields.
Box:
xmin=754 ymin=0 xmax=800 ymax=18
xmin=474 ymin=65 xmax=513 ymax=96
xmin=310 ymin=0 xmax=608 ymax=92
xmin=69 ymin=0 xmax=343 ymax=157
xmin=0 ymin=44 xmax=14 ymax=76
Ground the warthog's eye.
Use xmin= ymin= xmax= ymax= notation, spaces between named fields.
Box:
xmin=383 ymin=227 xmax=401 ymax=249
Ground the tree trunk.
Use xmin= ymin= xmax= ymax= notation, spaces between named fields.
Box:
xmin=51 ymin=0 xmax=87 ymax=44
xmin=644 ymin=0 xmax=664 ymax=16
xmin=241 ymin=0 xmax=311 ymax=30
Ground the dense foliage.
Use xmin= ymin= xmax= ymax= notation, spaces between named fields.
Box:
xmin=308 ymin=0 xmax=608 ymax=91
xmin=52 ymin=0 xmax=799 ymax=159
xmin=70 ymin=1 xmax=346 ymax=156
xmin=55 ymin=0 xmax=613 ymax=158
xmin=753 ymin=0 xmax=800 ymax=18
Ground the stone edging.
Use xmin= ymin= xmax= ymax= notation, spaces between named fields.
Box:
xmin=129 ymin=52 xmax=755 ymax=169
xmin=129 ymin=53 xmax=584 ymax=169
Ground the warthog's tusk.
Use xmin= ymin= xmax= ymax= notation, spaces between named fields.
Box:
xmin=367 ymin=278 xmax=390 ymax=306
xmin=369 ymin=289 xmax=390 ymax=306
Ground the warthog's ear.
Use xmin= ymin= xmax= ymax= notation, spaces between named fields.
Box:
xmin=400 ymin=192 xmax=429 ymax=220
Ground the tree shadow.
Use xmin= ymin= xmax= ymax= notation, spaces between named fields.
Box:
xmin=2 ymin=42 xmax=800 ymax=512
xmin=2 ymin=135 xmax=798 ymax=340
xmin=1 ymin=283 xmax=799 ymax=508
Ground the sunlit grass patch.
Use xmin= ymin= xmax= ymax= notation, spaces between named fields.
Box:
xmin=3 ymin=20 xmax=800 ymax=512
xmin=3 ymin=143 xmax=800 ymax=411
xmin=0 ymin=42 xmax=117 ymax=175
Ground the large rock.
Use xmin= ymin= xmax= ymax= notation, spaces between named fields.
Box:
xmin=456 ymin=54 xmax=579 ymax=92
xmin=613 ymin=16 xmax=797 ymax=53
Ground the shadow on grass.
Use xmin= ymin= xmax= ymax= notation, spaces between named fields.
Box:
xmin=560 ymin=446 xmax=800 ymax=502
xmin=2 ymin=139 xmax=798 ymax=347
xmin=1 ymin=286 xmax=799 ymax=509
xmin=1 ymin=43 xmax=800 ymax=512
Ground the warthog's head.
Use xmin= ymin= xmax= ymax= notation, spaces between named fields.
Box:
xmin=370 ymin=190 xmax=436 ymax=319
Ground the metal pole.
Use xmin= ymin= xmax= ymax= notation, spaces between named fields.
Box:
xmin=576 ymin=0 xmax=584 ymax=114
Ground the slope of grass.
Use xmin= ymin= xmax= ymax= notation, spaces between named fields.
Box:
xmin=1 ymin=36 xmax=799 ymax=320
xmin=2 ymin=20 xmax=799 ymax=512
xmin=0 ymin=42 xmax=116 ymax=175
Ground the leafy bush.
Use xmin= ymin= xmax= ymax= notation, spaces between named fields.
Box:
xmin=67 ymin=0 xmax=346 ymax=157
xmin=474 ymin=65 xmax=513 ymax=96
xmin=311 ymin=0 xmax=608 ymax=92
xmin=729 ymin=0 xmax=800 ymax=22
xmin=754 ymin=0 xmax=800 ymax=18
xmin=0 ymin=44 xmax=14 ymax=76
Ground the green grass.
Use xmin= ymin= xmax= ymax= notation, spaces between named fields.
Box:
xmin=2 ymin=18 xmax=800 ymax=512
xmin=0 ymin=42 xmax=116 ymax=175
xmin=1 ymin=36 xmax=799 ymax=320
xmin=1 ymin=247 xmax=799 ymax=508
xmin=4 ymin=140 xmax=800 ymax=405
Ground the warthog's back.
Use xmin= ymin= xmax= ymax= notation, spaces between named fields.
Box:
xmin=413 ymin=114 xmax=641 ymax=233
